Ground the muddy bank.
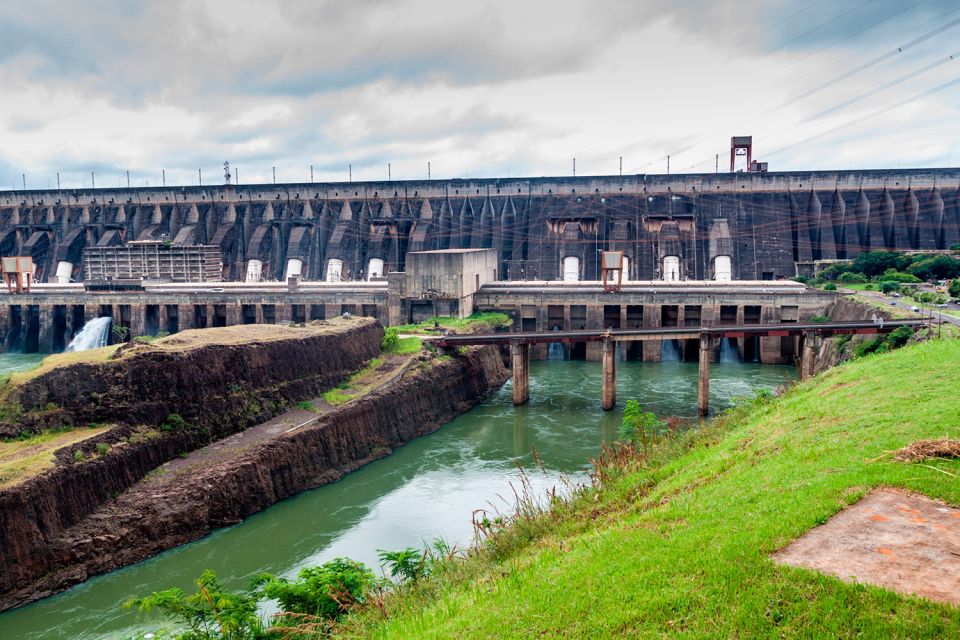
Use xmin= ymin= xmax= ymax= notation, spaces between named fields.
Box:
xmin=0 ymin=346 xmax=508 ymax=611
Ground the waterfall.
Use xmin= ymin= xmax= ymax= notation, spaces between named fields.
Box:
xmin=66 ymin=317 xmax=112 ymax=352
xmin=660 ymin=339 xmax=681 ymax=362
xmin=719 ymin=338 xmax=741 ymax=364
xmin=548 ymin=325 xmax=565 ymax=360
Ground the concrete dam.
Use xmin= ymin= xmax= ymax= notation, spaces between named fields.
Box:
xmin=2 ymin=168 xmax=960 ymax=286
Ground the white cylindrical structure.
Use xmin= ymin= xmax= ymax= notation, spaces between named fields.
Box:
xmin=245 ymin=259 xmax=263 ymax=283
xmin=562 ymin=256 xmax=579 ymax=282
xmin=55 ymin=261 xmax=73 ymax=284
xmin=326 ymin=258 xmax=344 ymax=282
xmin=367 ymin=258 xmax=384 ymax=280
xmin=621 ymin=256 xmax=630 ymax=282
xmin=714 ymin=255 xmax=732 ymax=281
xmin=284 ymin=258 xmax=303 ymax=280
xmin=663 ymin=256 xmax=680 ymax=281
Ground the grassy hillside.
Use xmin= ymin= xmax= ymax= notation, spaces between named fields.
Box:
xmin=348 ymin=339 xmax=960 ymax=638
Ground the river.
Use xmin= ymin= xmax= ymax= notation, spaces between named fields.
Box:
xmin=0 ymin=357 xmax=794 ymax=639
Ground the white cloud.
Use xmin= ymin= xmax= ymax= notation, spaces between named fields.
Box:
xmin=1 ymin=0 xmax=958 ymax=190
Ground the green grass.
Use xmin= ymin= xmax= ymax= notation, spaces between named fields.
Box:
xmin=321 ymin=357 xmax=384 ymax=406
xmin=392 ymin=336 xmax=422 ymax=354
xmin=393 ymin=312 xmax=511 ymax=335
xmin=343 ymin=338 xmax=960 ymax=638
xmin=0 ymin=424 xmax=112 ymax=488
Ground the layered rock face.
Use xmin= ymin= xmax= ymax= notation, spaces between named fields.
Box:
xmin=0 ymin=319 xmax=384 ymax=609
xmin=0 ymin=319 xmax=381 ymax=438
xmin=0 ymin=327 xmax=508 ymax=611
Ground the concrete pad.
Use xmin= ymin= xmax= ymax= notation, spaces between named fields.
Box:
xmin=773 ymin=489 xmax=960 ymax=605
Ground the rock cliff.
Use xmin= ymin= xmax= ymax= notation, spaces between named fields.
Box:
xmin=0 ymin=341 xmax=508 ymax=611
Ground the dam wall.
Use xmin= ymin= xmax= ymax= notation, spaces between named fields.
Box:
xmin=2 ymin=168 xmax=958 ymax=287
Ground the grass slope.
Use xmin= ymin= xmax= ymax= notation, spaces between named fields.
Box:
xmin=357 ymin=339 xmax=960 ymax=638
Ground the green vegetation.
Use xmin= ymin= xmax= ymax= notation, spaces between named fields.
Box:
xmin=126 ymin=570 xmax=264 ymax=639
xmin=618 ymin=399 xmax=666 ymax=448
xmin=73 ymin=449 xmax=85 ymax=462
xmin=159 ymin=413 xmax=188 ymax=433
xmin=254 ymin=559 xmax=380 ymax=623
xmin=322 ymin=357 xmax=384 ymax=406
xmin=0 ymin=425 xmax=112 ymax=488
xmin=822 ymin=282 xmax=837 ymax=291
xmin=392 ymin=311 xmax=511 ymax=335
xmin=95 ymin=442 xmax=110 ymax=456
xmin=381 ymin=327 xmax=422 ymax=355
xmin=949 ymin=279 xmax=960 ymax=299
xmin=336 ymin=338 xmax=960 ymax=638
xmin=812 ymin=251 xmax=960 ymax=287
xmin=111 ymin=324 xmax=131 ymax=343
xmin=295 ymin=400 xmax=318 ymax=413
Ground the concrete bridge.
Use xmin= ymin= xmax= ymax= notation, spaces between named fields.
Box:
xmin=428 ymin=320 xmax=926 ymax=416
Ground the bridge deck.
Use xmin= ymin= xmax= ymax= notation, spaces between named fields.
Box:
xmin=428 ymin=320 xmax=925 ymax=347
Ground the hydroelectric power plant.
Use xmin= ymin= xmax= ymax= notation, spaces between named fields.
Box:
xmin=0 ymin=166 xmax=940 ymax=638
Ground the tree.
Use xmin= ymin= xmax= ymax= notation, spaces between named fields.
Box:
xmin=949 ymin=279 xmax=960 ymax=299
xmin=879 ymin=281 xmax=901 ymax=294
xmin=907 ymin=255 xmax=960 ymax=280
xmin=851 ymin=251 xmax=903 ymax=278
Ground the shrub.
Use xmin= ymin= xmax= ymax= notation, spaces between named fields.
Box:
xmin=876 ymin=268 xmax=920 ymax=284
xmin=253 ymin=558 xmax=379 ymax=621
xmin=619 ymin=400 xmax=666 ymax=447
xmin=837 ymin=271 xmax=866 ymax=283
xmin=378 ymin=548 xmax=430 ymax=583
xmin=73 ymin=449 xmax=85 ymax=462
xmin=823 ymin=283 xmax=837 ymax=291
xmin=381 ymin=327 xmax=399 ymax=353
xmin=95 ymin=443 xmax=110 ymax=456
xmin=879 ymin=281 xmax=901 ymax=294
xmin=125 ymin=569 xmax=263 ymax=639
xmin=808 ymin=315 xmax=830 ymax=323
xmin=159 ymin=413 xmax=188 ymax=432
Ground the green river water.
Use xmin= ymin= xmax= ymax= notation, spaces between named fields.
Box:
xmin=0 ymin=356 xmax=794 ymax=639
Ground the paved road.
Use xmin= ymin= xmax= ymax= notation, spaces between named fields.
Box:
xmin=852 ymin=289 xmax=960 ymax=329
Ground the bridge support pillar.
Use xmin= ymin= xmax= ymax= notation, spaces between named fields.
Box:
xmin=800 ymin=331 xmax=817 ymax=380
xmin=510 ymin=341 xmax=530 ymax=406
xmin=698 ymin=334 xmax=711 ymax=418
xmin=601 ymin=338 xmax=616 ymax=411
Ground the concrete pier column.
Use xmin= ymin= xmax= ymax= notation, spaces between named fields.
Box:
xmin=601 ymin=338 xmax=616 ymax=411
xmin=698 ymin=334 xmax=711 ymax=418
xmin=800 ymin=331 xmax=817 ymax=380
xmin=510 ymin=341 xmax=530 ymax=406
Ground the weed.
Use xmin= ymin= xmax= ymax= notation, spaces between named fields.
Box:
xmin=95 ymin=443 xmax=109 ymax=456
xmin=73 ymin=449 xmax=85 ymax=462
xmin=295 ymin=400 xmax=318 ymax=412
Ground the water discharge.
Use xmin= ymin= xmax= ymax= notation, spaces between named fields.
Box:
xmin=660 ymin=339 xmax=682 ymax=362
xmin=719 ymin=338 xmax=742 ymax=364
xmin=66 ymin=317 xmax=112 ymax=352
xmin=0 ymin=359 xmax=794 ymax=639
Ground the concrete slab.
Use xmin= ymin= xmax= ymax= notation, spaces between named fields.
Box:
xmin=773 ymin=489 xmax=960 ymax=605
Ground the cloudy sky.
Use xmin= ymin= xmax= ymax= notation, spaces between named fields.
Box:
xmin=1 ymin=0 xmax=959 ymax=190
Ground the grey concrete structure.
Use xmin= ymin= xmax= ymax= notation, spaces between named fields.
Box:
xmin=2 ymin=168 xmax=959 ymax=286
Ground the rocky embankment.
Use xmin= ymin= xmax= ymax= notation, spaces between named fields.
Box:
xmin=811 ymin=296 xmax=898 ymax=373
xmin=0 ymin=321 xmax=508 ymax=611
